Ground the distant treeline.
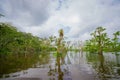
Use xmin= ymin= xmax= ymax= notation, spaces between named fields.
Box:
xmin=83 ymin=27 xmax=120 ymax=53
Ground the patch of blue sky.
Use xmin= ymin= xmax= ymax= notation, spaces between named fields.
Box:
xmin=100 ymin=0 xmax=120 ymax=6
xmin=55 ymin=0 xmax=69 ymax=10
xmin=57 ymin=24 xmax=70 ymax=33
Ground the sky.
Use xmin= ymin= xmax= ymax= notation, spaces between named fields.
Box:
xmin=0 ymin=0 xmax=120 ymax=41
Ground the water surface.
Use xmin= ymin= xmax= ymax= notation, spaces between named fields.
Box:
xmin=0 ymin=51 xmax=120 ymax=80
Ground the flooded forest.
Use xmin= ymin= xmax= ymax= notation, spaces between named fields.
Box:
xmin=0 ymin=22 xmax=120 ymax=80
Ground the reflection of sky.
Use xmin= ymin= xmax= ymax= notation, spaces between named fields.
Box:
xmin=65 ymin=51 xmax=120 ymax=66
xmin=65 ymin=51 xmax=120 ymax=77
xmin=0 ymin=0 xmax=120 ymax=41
xmin=104 ymin=52 xmax=120 ymax=64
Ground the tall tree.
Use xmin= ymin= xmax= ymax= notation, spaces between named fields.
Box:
xmin=112 ymin=31 xmax=120 ymax=52
xmin=57 ymin=29 xmax=64 ymax=47
xmin=90 ymin=27 xmax=109 ymax=54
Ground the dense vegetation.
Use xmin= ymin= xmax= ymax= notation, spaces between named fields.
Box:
xmin=1 ymin=23 xmax=119 ymax=57
xmin=83 ymin=27 xmax=120 ymax=54
xmin=0 ymin=22 xmax=120 ymax=78
xmin=0 ymin=23 xmax=55 ymax=57
xmin=0 ymin=22 xmax=57 ymax=76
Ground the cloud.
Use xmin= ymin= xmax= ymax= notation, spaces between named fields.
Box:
xmin=0 ymin=0 xmax=51 ymax=26
xmin=66 ymin=0 xmax=120 ymax=40
xmin=0 ymin=0 xmax=120 ymax=41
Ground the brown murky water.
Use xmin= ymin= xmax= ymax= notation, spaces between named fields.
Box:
xmin=0 ymin=51 xmax=120 ymax=80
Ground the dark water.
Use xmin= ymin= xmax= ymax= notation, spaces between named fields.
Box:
xmin=0 ymin=51 xmax=120 ymax=80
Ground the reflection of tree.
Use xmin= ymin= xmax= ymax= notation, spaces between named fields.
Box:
xmin=115 ymin=53 xmax=120 ymax=67
xmin=86 ymin=53 xmax=115 ymax=80
xmin=115 ymin=53 xmax=120 ymax=75
xmin=97 ymin=54 xmax=106 ymax=79
xmin=0 ymin=54 xmax=39 ymax=78
xmin=48 ymin=52 xmax=68 ymax=80
xmin=57 ymin=54 xmax=64 ymax=80
xmin=38 ymin=52 xmax=50 ymax=66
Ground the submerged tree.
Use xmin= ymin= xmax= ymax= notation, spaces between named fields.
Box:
xmin=59 ymin=29 xmax=64 ymax=38
xmin=56 ymin=29 xmax=66 ymax=80
xmin=56 ymin=29 xmax=67 ymax=54
xmin=58 ymin=29 xmax=64 ymax=46
xmin=84 ymin=27 xmax=120 ymax=53
xmin=90 ymin=27 xmax=109 ymax=54
xmin=112 ymin=31 xmax=120 ymax=52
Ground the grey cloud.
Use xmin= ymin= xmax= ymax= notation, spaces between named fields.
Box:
xmin=68 ymin=0 xmax=120 ymax=39
xmin=0 ymin=0 xmax=50 ymax=26
xmin=0 ymin=0 xmax=120 ymax=40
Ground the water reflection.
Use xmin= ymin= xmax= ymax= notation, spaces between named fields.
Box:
xmin=116 ymin=54 xmax=120 ymax=77
xmin=34 ymin=52 xmax=51 ymax=68
xmin=1 ymin=51 xmax=120 ymax=80
xmin=0 ymin=54 xmax=39 ymax=78
xmin=86 ymin=52 xmax=120 ymax=80
xmin=0 ymin=52 xmax=51 ymax=78
xmin=48 ymin=52 xmax=71 ymax=80
xmin=97 ymin=54 xmax=110 ymax=80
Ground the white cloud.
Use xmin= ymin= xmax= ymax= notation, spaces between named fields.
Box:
xmin=0 ymin=0 xmax=120 ymax=41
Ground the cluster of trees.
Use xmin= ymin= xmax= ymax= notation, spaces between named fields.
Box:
xmin=0 ymin=22 xmax=64 ymax=76
xmin=0 ymin=22 xmax=60 ymax=73
xmin=1 ymin=23 xmax=119 ymax=56
xmin=0 ymin=23 xmax=44 ymax=58
xmin=84 ymin=27 xmax=120 ymax=54
xmin=0 ymin=22 xmax=68 ymax=59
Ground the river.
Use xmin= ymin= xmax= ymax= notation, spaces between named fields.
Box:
xmin=0 ymin=51 xmax=120 ymax=80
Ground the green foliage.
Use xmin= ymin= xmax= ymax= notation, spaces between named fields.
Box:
xmin=0 ymin=22 xmax=57 ymax=57
xmin=112 ymin=31 xmax=120 ymax=52
xmin=84 ymin=26 xmax=120 ymax=53
xmin=0 ymin=22 xmax=60 ymax=76
xmin=59 ymin=29 xmax=64 ymax=38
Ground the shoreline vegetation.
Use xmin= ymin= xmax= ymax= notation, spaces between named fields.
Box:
xmin=0 ymin=22 xmax=120 ymax=55
xmin=0 ymin=22 xmax=120 ymax=78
